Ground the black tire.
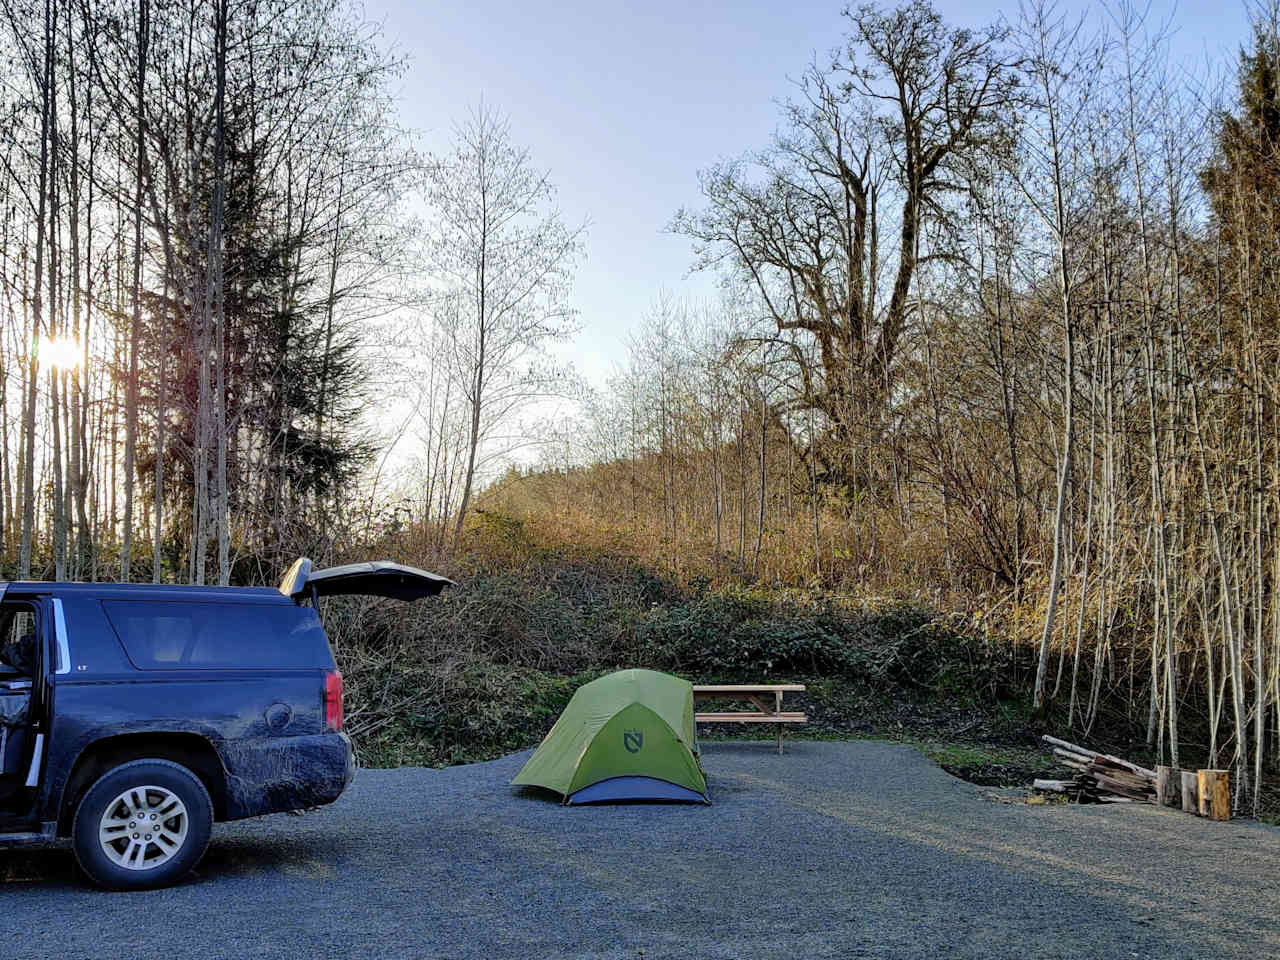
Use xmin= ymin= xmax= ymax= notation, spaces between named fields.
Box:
xmin=71 ymin=758 xmax=213 ymax=891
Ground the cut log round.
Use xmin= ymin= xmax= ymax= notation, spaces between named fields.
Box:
xmin=1156 ymin=766 xmax=1177 ymax=807
xmin=1180 ymin=771 xmax=1199 ymax=814
xmin=1197 ymin=769 xmax=1230 ymax=821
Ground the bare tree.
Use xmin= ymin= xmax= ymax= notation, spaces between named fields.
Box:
xmin=424 ymin=104 xmax=584 ymax=546
xmin=1014 ymin=0 xmax=1098 ymax=713
xmin=14 ymin=0 xmax=55 ymax=579
xmin=120 ymin=0 xmax=148 ymax=581
xmin=676 ymin=1 xmax=1017 ymax=488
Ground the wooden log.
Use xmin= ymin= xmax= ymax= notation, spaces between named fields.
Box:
xmin=1180 ymin=771 xmax=1199 ymax=814
xmin=1042 ymin=734 xmax=1090 ymax=753
xmin=1052 ymin=747 xmax=1097 ymax=768
xmin=1089 ymin=761 xmax=1148 ymax=781
xmin=1156 ymin=765 xmax=1177 ymax=807
xmin=1102 ymin=754 xmax=1158 ymax=781
xmin=1091 ymin=771 xmax=1155 ymax=800
xmin=1042 ymin=735 xmax=1100 ymax=764
xmin=1197 ymin=769 xmax=1230 ymax=821
xmin=1041 ymin=735 xmax=1157 ymax=780
xmin=1050 ymin=742 xmax=1096 ymax=760
xmin=1051 ymin=746 xmax=1090 ymax=761
xmin=1052 ymin=755 xmax=1091 ymax=773
xmin=1033 ymin=779 xmax=1071 ymax=793
xmin=1087 ymin=767 xmax=1152 ymax=792
xmin=1051 ymin=747 xmax=1159 ymax=789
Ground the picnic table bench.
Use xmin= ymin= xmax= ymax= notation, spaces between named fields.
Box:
xmin=692 ymin=684 xmax=807 ymax=754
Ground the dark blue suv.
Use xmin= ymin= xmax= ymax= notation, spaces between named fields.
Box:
xmin=0 ymin=558 xmax=450 ymax=890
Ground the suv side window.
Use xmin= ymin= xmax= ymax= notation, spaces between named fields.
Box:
xmin=102 ymin=600 xmax=331 ymax=670
xmin=0 ymin=605 xmax=38 ymax=677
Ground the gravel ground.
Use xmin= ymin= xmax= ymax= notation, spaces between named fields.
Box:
xmin=2 ymin=740 xmax=1279 ymax=960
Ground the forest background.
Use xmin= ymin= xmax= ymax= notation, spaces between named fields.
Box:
xmin=4 ymin=0 xmax=1280 ymax=817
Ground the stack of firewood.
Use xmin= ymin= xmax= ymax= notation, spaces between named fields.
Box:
xmin=1032 ymin=735 xmax=1157 ymax=804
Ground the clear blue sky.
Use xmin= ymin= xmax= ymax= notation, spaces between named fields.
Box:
xmin=361 ymin=0 xmax=1254 ymax=387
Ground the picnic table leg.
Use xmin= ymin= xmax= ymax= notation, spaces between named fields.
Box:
xmin=776 ymin=691 xmax=784 ymax=755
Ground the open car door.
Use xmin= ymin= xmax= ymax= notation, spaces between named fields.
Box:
xmin=0 ymin=592 xmax=37 ymax=804
xmin=279 ymin=558 xmax=453 ymax=603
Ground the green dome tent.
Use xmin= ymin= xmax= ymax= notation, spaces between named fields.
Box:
xmin=512 ymin=669 xmax=710 ymax=804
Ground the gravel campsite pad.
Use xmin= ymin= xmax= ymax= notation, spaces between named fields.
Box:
xmin=4 ymin=741 xmax=1279 ymax=959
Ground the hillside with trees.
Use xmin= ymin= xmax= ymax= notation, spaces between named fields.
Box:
xmin=486 ymin=2 xmax=1280 ymax=814
xmin=4 ymin=0 xmax=1280 ymax=816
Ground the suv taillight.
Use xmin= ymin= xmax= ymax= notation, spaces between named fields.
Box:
xmin=323 ymin=670 xmax=344 ymax=731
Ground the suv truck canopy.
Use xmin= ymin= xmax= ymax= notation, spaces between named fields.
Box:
xmin=278 ymin=558 xmax=453 ymax=603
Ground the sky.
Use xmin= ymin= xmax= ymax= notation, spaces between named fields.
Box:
xmin=359 ymin=0 xmax=1256 ymax=390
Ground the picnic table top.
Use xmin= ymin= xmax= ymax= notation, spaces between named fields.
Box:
xmin=691 ymin=684 xmax=806 ymax=694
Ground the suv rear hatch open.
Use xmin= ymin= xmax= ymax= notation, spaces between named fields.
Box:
xmin=278 ymin=558 xmax=453 ymax=604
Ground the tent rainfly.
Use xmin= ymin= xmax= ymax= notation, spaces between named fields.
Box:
xmin=512 ymin=669 xmax=709 ymax=804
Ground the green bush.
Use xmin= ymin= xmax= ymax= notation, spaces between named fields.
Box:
xmin=633 ymin=586 xmax=988 ymax=690
xmin=329 ymin=548 xmax=1033 ymax=768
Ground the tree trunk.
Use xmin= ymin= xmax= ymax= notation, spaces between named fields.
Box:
xmin=753 ymin=390 xmax=766 ymax=576
xmin=452 ymin=219 xmax=487 ymax=549
xmin=212 ymin=0 xmax=230 ymax=585
xmin=18 ymin=0 xmax=54 ymax=580
xmin=121 ymin=0 xmax=148 ymax=582
xmin=1033 ymin=89 xmax=1076 ymax=715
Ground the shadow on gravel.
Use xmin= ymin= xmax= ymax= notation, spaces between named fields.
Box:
xmin=701 ymin=773 xmax=757 ymax=800
xmin=200 ymin=840 xmax=309 ymax=876
xmin=698 ymin=741 xmax=818 ymax=757
xmin=510 ymin=785 xmax=563 ymax=805
xmin=1 ymin=834 xmax=355 ymax=891
xmin=199 ymin=831 xmax=363 ymax=879
xmin=0 ymin=848 xmax=77 ymax=886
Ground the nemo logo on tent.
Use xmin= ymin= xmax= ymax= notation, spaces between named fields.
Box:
xmin=623 ymin=730 xmax=644 ymax=753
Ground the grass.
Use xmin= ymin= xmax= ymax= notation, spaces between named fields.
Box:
xmin=912 ymin=741 xmax=1062 ymax=787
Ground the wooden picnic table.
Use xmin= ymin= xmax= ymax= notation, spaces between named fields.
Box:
xmin=692 ymin=684 xmax=807 ymax=754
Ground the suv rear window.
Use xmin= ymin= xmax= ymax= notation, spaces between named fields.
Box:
xmin=102 ymin=600 xmax=331 ymax=670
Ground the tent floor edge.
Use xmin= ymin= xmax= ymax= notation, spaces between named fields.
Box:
xmin=567 ymin=776 xmax=710 ymax=805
